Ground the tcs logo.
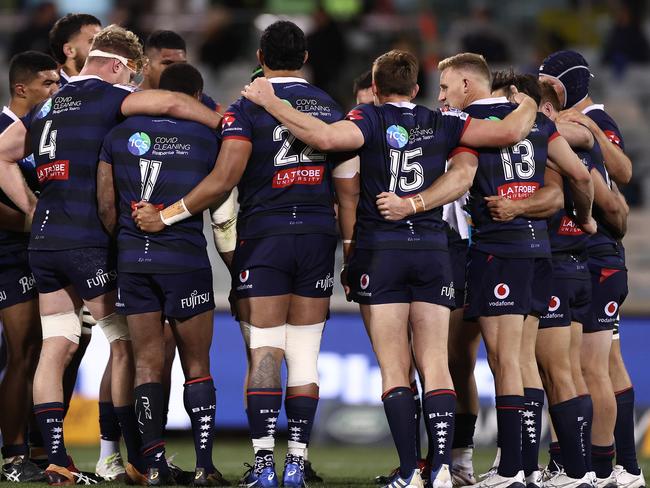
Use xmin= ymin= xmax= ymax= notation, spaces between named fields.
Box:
xmin=128 ymin=132 xmax=151 ymax=156
xmin=386 ymin=125 xmax=408 ymax=149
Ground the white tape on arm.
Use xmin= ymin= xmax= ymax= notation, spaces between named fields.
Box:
xmin=160 ymin=199 xmax=192 ymax=226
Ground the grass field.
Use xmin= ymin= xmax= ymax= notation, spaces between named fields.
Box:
xmin=4 ymin=438 xmax=649 ymax=487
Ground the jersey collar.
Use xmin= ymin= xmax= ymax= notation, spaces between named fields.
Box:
xmin=268 ymin=76 xmax=308 ymax=84
xmin=467 ymin=96 xmax=509 ymax=106
xmin=59 ymin=68 xmax=72 ymax=83
xmin=386 ymin=101 xmax=416 ymax=109
xmin=581 ymin=103 xmax=604 ymax=114
xmin=68 ymin=74 xmax=104 ymax=83
xmin=2 ymin=106 xmax=20 ymax=122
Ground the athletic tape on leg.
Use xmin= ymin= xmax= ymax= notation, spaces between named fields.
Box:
xmin=285 ymin=322 xmax=324 ymax=387
xmin=97 ymin=313 xmax=130 ymax=342
xmin=242 ymin=322 xmax=287 ymax=350
xmin=41 ymin=309 xmax=82 ymax=343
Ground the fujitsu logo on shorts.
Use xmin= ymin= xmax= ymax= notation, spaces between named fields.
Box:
xmin=86 ymin=269 xmax=117 ymax=289
xmin=181 ymin=289 xmax=211 ymax=309
xmin=315 ymin=273 xmax=334 ymax=291
xmin=0 ymin=291 xmax=6 ymax=302
xmin=440 ymin=281 xmax=455 ymax=300
xmin=237 ymin=270 xmax=252 ymax=291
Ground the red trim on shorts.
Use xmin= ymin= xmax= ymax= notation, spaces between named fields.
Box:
xmin=599 ymin=268 xmax=620 ymax=284
xmin=286 ymin=395 xmax=320 ymax=400
xmin=34 ymin=407 xmax=64 ymax=414
xmin=615 ymin=386 xmax=633 ymax=396
xmin=424 ymin=389 xmax=457 ymax=398
xmin=142 ymin=441 xmax=165 ymax=455
xmin=223 ymin=135 xmax=251 ymax=142
xmin=449 ymin=146 xmax=479 ymax=158
xmin=184 ymin=376 xmax=212 ymax=386
xmin=548 ymin=131 xmax=561 ymax=142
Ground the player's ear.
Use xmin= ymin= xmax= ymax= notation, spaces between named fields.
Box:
xmin=256 ymin=49 xmax=263 ymax=66
xmin=303 ymin=51 xmax=308 ymax=65
xmin=63 ymin=43 xmax=75 ymax=60
xmin=462 ymin=78 xmax=470 ymax=93
xmin=411 ymin=83 xmax=419 ymax=99
xmin=13 ymin=83 xmax=26 ymax=98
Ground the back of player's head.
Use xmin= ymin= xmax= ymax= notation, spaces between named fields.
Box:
xmin=372 ymin=50 xmax=418 ymax=97
xmin=49 ymin=13 xmax=101 ymax=65
xmin=539 ymin=50 xmax=591 ymax=108
xmin=159 ymin=63 xmax=203 ymax=98
xmin=491 ymin=69 xmax=541 ymax=105
xmin=89 ymin=25 xmax=145 ymax=73
xmin=9 ymin=51 xmax=58 ymax=95
xmin=145 ymin=30 xmax=186 ymax=54
xmin=438 ymin=53 xmax=490 ymax=85
xmin=259 ymin=21 xmax=306 ymax=71
xmin=353 ymin=70 xmax=372 ymax=96
xmin=539 ymin=81 xmax=562 ymax=113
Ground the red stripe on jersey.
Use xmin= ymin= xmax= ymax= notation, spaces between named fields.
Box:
xmin=459 ymin=116 xmax=473 ymax=139
xmin=599 ymin=268 xmax=621 ymax=283
xmin=222 ymin=135 xmax=251 ymax=142
xmin=548 ymin=131 xmax=561 ymax=142
xmin=449 ymin=146 xmax=478 ymax=158
xmin=604 ymin=130 xmax=622 ymax=147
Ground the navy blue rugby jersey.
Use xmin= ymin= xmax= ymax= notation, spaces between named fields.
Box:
xmin=547 ymin=144 xmax=599 ymax=254
xmin=463 ymin=97 xmax=558 ymax=258
xmin=200 ymin=93 xmax=220 ymax=113
xmin=221 ymin=77 xmax=343 ymax=239
xmin=0 ymin=107 xmax=40 ymax=258
xmin=583 ymin=104 xmax=625 ymax=152
xmin=101 ymin=116 xmax=217 ymax=274
xmin=22 ymin=75 xmax=133 ymax=251
xmin=346 ymin=101 xmax=474 ymax=250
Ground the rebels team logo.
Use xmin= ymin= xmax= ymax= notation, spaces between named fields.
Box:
xmin=360 ymin=274 xmax=370 ymax=290
xmin=548 ymin=296 xmax=561 ymax=312
xmin=239 ymin=270 xmax=250 ymax=283
xmin=604 ymin=301 xmax=618 ymax=317
xmin=493 ymin=283 xmax=510 ymax=299
xmin=386 ymin=124 xmax=408 ymax=149
xmin=222 ymin=112 xmax=236 ymax=127
xmin=128 ymin=132 xmax=151 ymax=156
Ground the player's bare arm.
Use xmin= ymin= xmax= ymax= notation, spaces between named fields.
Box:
xmin=592 ymin=169 xmax=628 ymax=239
xmin=0 ymin=121 xmax=37 ymax=216
xmin=121 ymin=89 xmax=222 ymax=129
xmin=97 ymin=160 xmax=118 ymax=236
xmin=0 ymin=200 xmax=32 ymax=232
xmin=485 ymin=166 xmax=563 ymax=222
xmin=376 ymin=150 xmax=478 ymax=221
xmin=458 ymin=94 xmax=537 ymax=148
xmin=242 ymin=77 xmax=365 ymax=151
xmin=133 ymin=138 xmax=251 ymax=233
xmin=209 ymin=191 xmax=237 ymax=270
xmin=557 ymin=108 xmax=632 ymax=184
xmin=546 ymin=134 xmax=596 ymax=233
xmin=556 ymin=121 xmax=594 ymax=150
xmin=333 ymin=161 xmax=360 ymax=298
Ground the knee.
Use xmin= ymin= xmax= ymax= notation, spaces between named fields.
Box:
xmin=110 ymin=339 xmax=133 ymax=360
xmin=285 ymin=323 xmax=324 ymax=388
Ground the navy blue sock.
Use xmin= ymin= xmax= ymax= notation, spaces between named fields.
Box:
xmin=549 ymin=397 xmax=587 ymax=479
xmin=591 ymin=444 xmax=614 ymax=478
xmin=423 ymin=389 xmax=456 ymax=471
xmin=114 ymin=405 xmax=144 ymax=471
xmin=184 ymin=377 xmax=216 ymax=471
xmin=578 ymin=395 xmax=593 ymax=471
xmin=383 ymin=387 xmax=417 ymax=479
xmin=411 ymin=382 xmax=423 ymax=460
xmin=99 ymin=402 xmax=121 ymax=442
xmin=285 ymin=394 xmax=319 ymax=448
xmin=522 ymin=388 xmax=544 ymax=476
xmin=614 ymin=388 xmax=640 ymax=475
xmin=1 ymin=444 xmax=28 ymax=459
xmin=34 ymin=402 xmax=69 ymax=466
xmin=548 ymin=442 xmax=563 ymax=471
xmin=135 ymin=383 xmax=168 ymax=474
xmin=452 ymin=413 xmax=477 ymax=449
xmin=496 ymin=395 xmax=524 ymax=477
xmin=247 ymin=388 xmax=282 ymax=455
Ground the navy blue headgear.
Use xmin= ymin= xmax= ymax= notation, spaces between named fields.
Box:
xmin=538 ymin=50 xmax=593 ymax=108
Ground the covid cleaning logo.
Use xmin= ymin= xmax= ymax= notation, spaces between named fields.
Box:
xmin=386 ymin=124 xmax=408 ymax=149
xmin=128 ymin=132 xmax=151 ymax=156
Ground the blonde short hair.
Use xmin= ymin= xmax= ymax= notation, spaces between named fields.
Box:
xmin=89 ymin=24 xmax=144 ymax=72
xmin=438 ymin=52 xmax=490 ymax=84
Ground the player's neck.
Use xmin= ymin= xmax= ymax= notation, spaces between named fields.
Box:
xmin=572 ymin=96 xmax=594 ymax=112
xmin=377 ymin=94 xmax=412 ymax=104
xmin=263 ymin=69 xmax=303 ymax=79
xmin=8 ymin=98 xmax=29 ymax=118
xmin=140 ymin=77 xmax=155 ymax=90
xmin=61 ymin=61 xmax=79 ymax=78
xmin=464 ymin=89 xmax=492 ymax=107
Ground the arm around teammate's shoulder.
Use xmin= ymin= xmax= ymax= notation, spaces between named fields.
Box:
xmin=592 ymin=170 xmax=628 ymax=239
xmin=121 ymin=90 xmax=221 ymax=129
xmin=0 ymin=120 xmax=37 ymax=216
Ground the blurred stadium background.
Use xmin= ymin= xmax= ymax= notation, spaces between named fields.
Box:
xmin=1 ymin=0 xmax=650 ymax=476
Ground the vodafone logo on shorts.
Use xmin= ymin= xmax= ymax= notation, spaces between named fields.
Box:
xmin=239 ymin=270 xmax=249 ymax=283
xmin=360 ymin=274 xmax=370 ymax=290
xmin=493 ymin=283 xmax=510 ymax=300
xmin=604 ymin=301 xmax=618 ymax=317
xmin=548 ymin=296 xmax=561 ymax=312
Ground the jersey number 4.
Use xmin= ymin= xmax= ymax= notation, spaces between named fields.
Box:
xmin=39 ymin=120 xmax=57 ymax=159
xmin=500 ymin=139 xmax=535 ymax=180
xmin=389 ymin=148 xmax=424 ymax=192
xmin=273 ymin=125 xmax=325 ymax=166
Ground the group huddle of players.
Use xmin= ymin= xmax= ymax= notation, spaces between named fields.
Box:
xmin=0 ymin=12 xmax=643 ymax=488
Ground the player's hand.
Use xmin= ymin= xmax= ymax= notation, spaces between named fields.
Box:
xmin=557 ymin=108 xmax=593 ymax=128
xmin=484 ymin=195 xmax=521 ymax=221
xmin=376 ymin=192 xmax=411 ymax=220
xmin=132 ymin=201 xmax=165 ymax=233
xmin=577 ymin=215 xmax=598 ymax=235
xmin=241 ymin=77 xmax=275 ymax=108
xmin=508 ymin=85 xmax=531 ymax=106
xmin=340 ymin=265 xmax=351 ymax=301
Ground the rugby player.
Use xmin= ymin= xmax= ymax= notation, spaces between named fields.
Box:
xmin=49 ymin=13 xmax=102 ymax=86
xmin=0 ymin=51 xmax=58 ymax=483
xmin=353 ymin=70 xmax=373 ymax=104
xmin=97 ymin=62 xmax=228 ymax=486
xmin=0 ymin=25 xmax=223 ymax=485
xmin=540 ymin=51 xmax=642 ymax=488
xmin=134 ymin=20 xmax=345 ymax=488
xmin=236 ymin=48 xmax=541 ymax=487
xmin=433 ymin=53 xmax=594 ymax=488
